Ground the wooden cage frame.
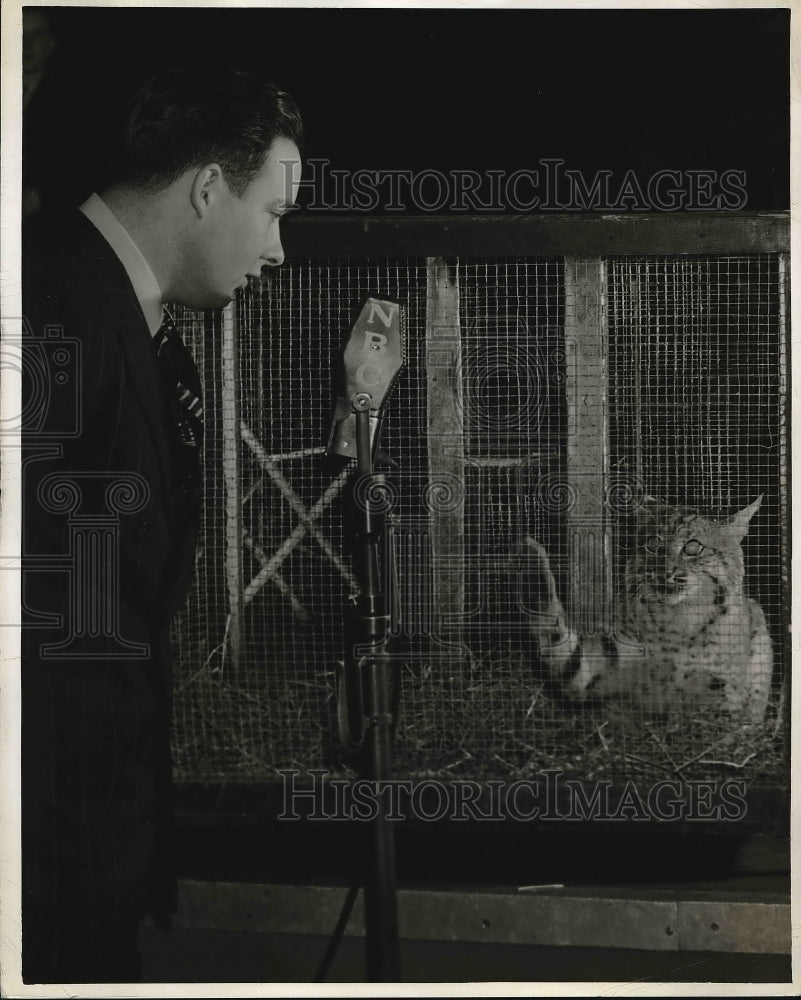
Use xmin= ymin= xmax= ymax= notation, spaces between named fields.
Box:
xmin=171 ymin=211 xmax=791 ymax=786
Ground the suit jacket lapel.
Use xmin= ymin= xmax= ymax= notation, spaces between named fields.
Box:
xmin=70 ymin=211 xmax=174 ymax=495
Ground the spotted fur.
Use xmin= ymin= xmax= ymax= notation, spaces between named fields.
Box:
xmin=526 ymin=497 xmax=772 ymax=724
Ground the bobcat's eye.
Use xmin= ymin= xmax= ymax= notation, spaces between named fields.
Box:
xmin=645 ymin=535 xmax=664 ymax=554
xmin=682 ymin=539 xmax=705 ymax=557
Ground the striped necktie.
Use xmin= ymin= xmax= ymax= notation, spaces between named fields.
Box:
xmin=153 ymin=310 xmax=204 ymax=449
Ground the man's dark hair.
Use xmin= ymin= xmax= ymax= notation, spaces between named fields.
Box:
xmin=122 ymin=64 xmax=303 ymax=196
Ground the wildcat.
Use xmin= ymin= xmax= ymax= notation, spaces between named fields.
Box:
xmin=525 ymin=497 xmax=772 ymax=724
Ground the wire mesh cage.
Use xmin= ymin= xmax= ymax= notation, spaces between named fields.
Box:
xmin=170 ymin=216 xmax=789 ymax=795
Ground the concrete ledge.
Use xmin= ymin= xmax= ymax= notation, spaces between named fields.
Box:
xmin=173 ymin=880 xmax=790 ymax=955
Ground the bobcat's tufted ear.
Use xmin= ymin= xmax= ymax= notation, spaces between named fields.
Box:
xmin=727 ymin=495 xmax=763 ymax=540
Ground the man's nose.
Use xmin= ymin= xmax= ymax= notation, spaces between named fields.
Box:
xmin=262 ymin=232 xmax=285 ymax=268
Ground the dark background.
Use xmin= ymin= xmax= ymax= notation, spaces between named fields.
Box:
xmin=23 ymin=6 xmax=790 ymax=214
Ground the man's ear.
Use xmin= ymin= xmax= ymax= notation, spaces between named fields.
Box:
xmin=189 ymin=164 xmax=225 ymax=217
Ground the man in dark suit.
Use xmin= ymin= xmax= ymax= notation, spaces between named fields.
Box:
xmin=21 ymin=64 xmax=303 ymax=983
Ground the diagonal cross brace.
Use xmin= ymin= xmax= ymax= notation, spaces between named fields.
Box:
xmin=240 ymin=421 xmax=359 ymax=601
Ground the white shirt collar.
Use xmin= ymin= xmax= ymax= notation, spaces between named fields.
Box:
xmin=79 ymin=193 xmax=164 ymax=337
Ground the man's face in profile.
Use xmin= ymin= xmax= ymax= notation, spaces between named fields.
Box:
xmin=188 ymin=136 xmax=302 ymax=310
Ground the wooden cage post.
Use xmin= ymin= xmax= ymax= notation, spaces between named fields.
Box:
xmin=425 ymin=258 xmax=465 ymax=647
xmin=563 ymin=256 xmax=611 ymax=633
xmin=777 ymin=251 xmax=791 ymax=745
xmin=221 ymin=301 xmax=243 ymax=670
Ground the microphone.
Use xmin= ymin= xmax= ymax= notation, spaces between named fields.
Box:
xmin=326 ymin=297 xmax=404 ymax=462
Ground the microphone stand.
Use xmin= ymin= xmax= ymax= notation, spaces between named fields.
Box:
xmin=342 ymin=390 xmax=400 ymax=983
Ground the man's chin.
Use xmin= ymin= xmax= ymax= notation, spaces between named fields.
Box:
xmin=198 ymin=292 xmax=235 ymax=311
